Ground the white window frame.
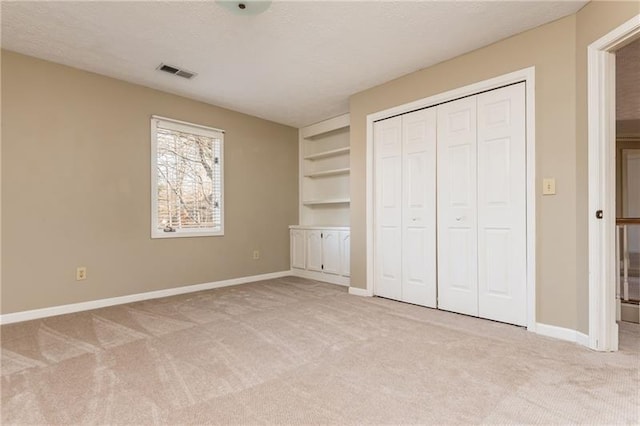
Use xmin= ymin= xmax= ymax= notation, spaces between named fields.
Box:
xmin=150 ymin=115 xmax=225 ymax=239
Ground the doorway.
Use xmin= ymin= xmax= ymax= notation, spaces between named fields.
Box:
xmin=587 ymin=14 xmax=640 ymax=351
xmin=615 ymin=38 xmax=640 ymax=324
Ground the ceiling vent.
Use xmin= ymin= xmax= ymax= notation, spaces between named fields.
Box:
xmin=157 ymin=63 xmax=197 ymax=79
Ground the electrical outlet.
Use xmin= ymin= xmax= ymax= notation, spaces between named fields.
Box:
xmin=252 ymin=250 xmax=260 ymax=260
xmin=76 ymin=267 xmax=87 ymax=281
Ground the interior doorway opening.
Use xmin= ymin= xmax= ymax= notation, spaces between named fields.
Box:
xmin=615 ymin=38 xmax=640 ymax=325
xmin=588 ymin=14 xmax=640 ymax=352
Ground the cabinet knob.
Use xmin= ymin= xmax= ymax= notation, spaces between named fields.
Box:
xmin=455 ymin=216 xmax=463 ymax=222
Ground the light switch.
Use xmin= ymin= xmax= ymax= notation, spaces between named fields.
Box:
xmin=542 ymin=178 xmax=556 ymax=195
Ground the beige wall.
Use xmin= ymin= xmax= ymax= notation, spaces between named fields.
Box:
xmin=350 ymin=2 xmax=639 ymax=333
xmin=1 ymin=51 xmax=298 ymax=314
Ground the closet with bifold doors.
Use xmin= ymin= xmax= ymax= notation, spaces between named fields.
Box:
xmin=373 ymin=82 xmax=527 ymax=326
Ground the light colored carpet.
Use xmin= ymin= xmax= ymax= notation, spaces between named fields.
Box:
xmin=1 ymin=276 xmax=639 ymax=425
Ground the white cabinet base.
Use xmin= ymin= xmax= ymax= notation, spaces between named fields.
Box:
xmin=290 ymin=268 xmax=350 ymax=286
xmin=290 ymin=226 xmax=350 ymax=287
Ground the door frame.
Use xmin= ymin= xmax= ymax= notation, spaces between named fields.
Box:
xmin=365 ymin=67 xmax=537 ymax=331
xmin=587 ymin=14 xmax=640 ymax=352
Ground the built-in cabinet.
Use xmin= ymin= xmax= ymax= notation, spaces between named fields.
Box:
xmin=290 ymin=226 xmax=350 ymax=286
xmin=290 ymin=229 xmax=306 ymax=270
xmin=373 ymin=83 xmax=527 ymax=327
xmin=290 ymin=114 xmax=351 ymax=285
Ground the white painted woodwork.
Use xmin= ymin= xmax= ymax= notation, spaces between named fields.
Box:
xmin=301 ymin=114 xmax=350 ymax=138
xmin=373 ymin=110 xmax=437 ymax=307
xmin=374 ymin=116 xmax=403 ymax=301
xmin=366 ymin=68 xmax=536 ymax=332
xmin=306 ymin=230 xmax=323 ymax=272
xmin=290 ymin=229 xmax=306 ymax=270
xmin=587 ymin=14 xmax=640 ymax=352
xmin=437 ymin=95 xmax=479 ymax=317
xmin=289 ymin=226 xmax=350 ymax=285
xmin=322 ymin=230 xmax=341 ymax=275
xmin=340 ymin=231 xmax=351 ymax=277
xmin=401 ymin=108 xmax=437 ymax=307
xmin=370 ymin=81 xmax=528 ymax=326
xmin=299 ymin=114 xmax=350 ymax=226
xmin=476 ymin=83 xmax=527 ymax=326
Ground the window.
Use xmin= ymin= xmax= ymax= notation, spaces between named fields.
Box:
xmin=151 ymin=116 xmax=224 ymax=238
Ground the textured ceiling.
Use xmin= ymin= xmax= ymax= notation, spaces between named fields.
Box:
xmin=1 ymin=1 xmax=587 ymax=127
xmin=617 ymin=38 xmax=640 ymax=121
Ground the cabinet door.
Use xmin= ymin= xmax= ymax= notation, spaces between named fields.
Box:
xmin=437 ymin=95 xmax=479 ymax=317
xmin=306 ymin=230 xmax=323 ymax=272
xmin=322 ymin=230 xmax=341 ymax=275
xmin=339 ymin=231 xmax=350 ymax=277
xmin=290 ymin=230 xmax=306 ymax=270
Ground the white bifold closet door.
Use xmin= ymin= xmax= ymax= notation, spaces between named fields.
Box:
xmin=438 ymin=83 xmax=527 ymax=326
xmin=374 ymin=108 xmax=437 ymax=308
xmin=436 ymin=96 xmax=479 ymax=317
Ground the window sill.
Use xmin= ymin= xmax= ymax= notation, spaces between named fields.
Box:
xmin=151 ymin=230 xmax=224 ymax=239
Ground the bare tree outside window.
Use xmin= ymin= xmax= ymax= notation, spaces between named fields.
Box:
xmin=152 ymin=117 xmax=223 ymax=237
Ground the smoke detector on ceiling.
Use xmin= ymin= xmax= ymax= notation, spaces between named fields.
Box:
xmin=157 ymin=63 xmax=197 ymax=80
xmin=216 ymin=0 xmax=271 ymax=16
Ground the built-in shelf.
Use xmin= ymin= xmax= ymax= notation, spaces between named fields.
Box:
xmin=303 ymin=198 xmax=351 ymax=206
xmin=305 ymin=167 xmax=350 ymax=178
xmin=299 ymin=113 xmax=350 ymax=225
xmin=304 ymin=147 xmax=351 ymax=161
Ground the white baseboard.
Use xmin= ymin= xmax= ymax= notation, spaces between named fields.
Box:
xmin=536 ymin=322 xmax=590 ymax=348
xmin=290 ymin=268 xmax=350 ymax=286
xmin=576 ymin=331 xmax=590 ymax=347
xmin=348 ymin=287 xmax=372 ymax=297
xmin=0 ymin=270 xmax=291 ymax=325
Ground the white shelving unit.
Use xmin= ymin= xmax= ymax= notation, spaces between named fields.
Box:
xmin=303 ymin=147 xmax=350 ymax=161
xmin=302 ymin=198 xmax=350 ymax=206
xmin=305 ymin=168 xmax=350 ymax=178
xmin=299 ymin=113 xmax=351 ymax=226
xmin=291 ymin=114 xmax=351 ymax=284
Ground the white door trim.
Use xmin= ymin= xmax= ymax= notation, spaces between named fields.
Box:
xmin=365 ymin=67 xmax=537 ymax=331
xmin=587 ymin=14 xmax=640 ymax=352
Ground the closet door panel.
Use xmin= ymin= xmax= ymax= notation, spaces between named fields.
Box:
xmin=402 ymin=108 xmax=437 ymax=308
xmin=477 ymin=83 xmax=527 ymax=326
xmin=437 ymin=96 xmax=479 ymax=316
xmin=374 ymin=117 xmax=403 ymax=300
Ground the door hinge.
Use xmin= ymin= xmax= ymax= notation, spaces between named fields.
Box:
xmin=321 ymin=232 xmax=323 ymax=238
xmin=321 ymin=264 xmax=324 ymax=270
xmin=596 ymin=210 xmax=604 ymax=219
